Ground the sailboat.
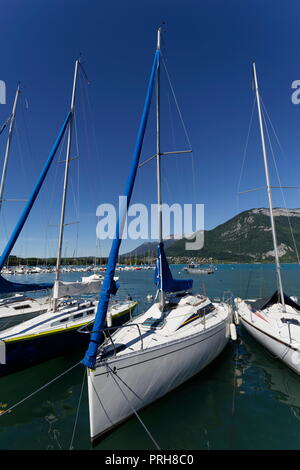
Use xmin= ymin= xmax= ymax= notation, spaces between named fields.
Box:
xmin=235 ymin=63 xmax=300 ymax=374
xmin=0 ymin=59 xmax=137 ymax=374
xmin=81 ymin=28 xmax=234 ymax=445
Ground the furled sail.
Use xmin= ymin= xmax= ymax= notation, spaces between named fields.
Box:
xmin=154 ymin=242 xmax=193 ymax=292
xmin=82 ymin=48 xmax=160 ymax=369
xmin=0 ymin=275 xmax=52 ymax=294
xmin=246 ymin=290 xmax=300 ymax=312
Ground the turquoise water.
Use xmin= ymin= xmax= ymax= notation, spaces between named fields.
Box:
xmin=1 ymin=264 xmax=300 ymax=450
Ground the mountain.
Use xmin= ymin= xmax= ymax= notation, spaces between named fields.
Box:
xmin=166 ymin=208 xmax=300 ymax=263
xmin=122 ymin=237 xmax=177 ymax=258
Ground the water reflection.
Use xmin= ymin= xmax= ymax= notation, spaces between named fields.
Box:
xmin=237 ymin=327 xmax=300 ymax=416
xmin=1 ymin=265 xmax=300 ymax=449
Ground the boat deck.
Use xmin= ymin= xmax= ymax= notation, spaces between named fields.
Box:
xmin=99 ymin=294 xmax=231 ymax=359
xmin=236 ymin=299 xmax=300 ymax=348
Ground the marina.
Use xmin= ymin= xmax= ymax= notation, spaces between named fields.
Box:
xmin=0 ymin=264 xmax=300 ymax=450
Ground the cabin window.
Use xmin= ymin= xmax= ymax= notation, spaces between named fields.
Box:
xmin=13 ymin=304 xmax=31 ymax=310
xmin=73 ymin=312 xmax=83 ymax=319
xmin=197 ymin=303 xmax=215 ymax=316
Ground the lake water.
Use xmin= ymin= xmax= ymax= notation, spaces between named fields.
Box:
xmin=1 ymin=264 xmax=300 ymax=450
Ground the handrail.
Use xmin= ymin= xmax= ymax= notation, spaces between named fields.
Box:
xmin=288 ymin=321 xmax=292 ymax=343
xmin=78 ymin=322 xmax=144 ymax=356
xmin=281 ymin=317 xmax=299 ymax=345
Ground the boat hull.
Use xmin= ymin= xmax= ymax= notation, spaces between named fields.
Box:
xmin=240 ymin=316 xmax=300 ymax=375
xmin=88 ymin=319 xmax=230 ymax=444
xmin=0 ymin=311 xmax=45 ymax=331
xmin=0 ymin=306 xmax=134 ymax=377
xmin=184 ymin=268 xmax=214 ymax=275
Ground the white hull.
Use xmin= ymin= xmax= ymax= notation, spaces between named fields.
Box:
xmin=0 ymin=296 xmax=49 ymax=330
xmin=186 ymin=268 xmax=214 ymax=275
xmin=240 ymin=316 xmax=300 ymax=375
xmin=88 ymin=317 xmax=230 ymax=443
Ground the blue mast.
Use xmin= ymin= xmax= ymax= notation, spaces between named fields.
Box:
xmin=82 ymin=47 xmax=160 ymax=369
xmin=0 ymin=112 xmax=71 ymax=274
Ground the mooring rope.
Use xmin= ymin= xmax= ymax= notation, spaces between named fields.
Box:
xmin=0 ymin=361 xmax=81 ymax=418
xmin=69 ymin=367 xmax=86 ymax=450
xmin=106 ymin=363 xmax=161 ymax=450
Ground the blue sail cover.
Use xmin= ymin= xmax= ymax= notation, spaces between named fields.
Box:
xmin=82 ymin=49 xmax=160 ymax=369
xmin=0 ymin=112 xmax=71 ymax=295
xmin=154 ymin=242 xmax=193 ymax=292
xmin=0 ymin=276 xmax=52 ymax=294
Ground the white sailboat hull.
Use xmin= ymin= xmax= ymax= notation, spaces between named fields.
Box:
xmin=87 ymin=318 xmax=230 ymax=444
xmin=240 ymin=315 xmax=300 ymax=375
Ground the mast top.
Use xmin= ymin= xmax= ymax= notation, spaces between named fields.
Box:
xmin=157 ymin=27 xmax=162 ymax=50
xmin=252 ymin=62 xmax=259 ymax=91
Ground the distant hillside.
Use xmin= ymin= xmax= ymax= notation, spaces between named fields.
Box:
xmin=123 ymin=238 xmax=177 ymax=257
xmin=166 ymin=208 xmax=300 ymax=263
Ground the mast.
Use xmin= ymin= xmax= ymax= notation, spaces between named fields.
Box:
xmin=252 ymin=62 xmax=285 ymax=311
xmin=53 ymin=60 xmax=79 ymax=311
xmin=0 ymin=84 xmax=21 ymax=214
xmin=82 ymin=40 xmax=160 ymax=369
xmin=156 ymin=26 xmax=164 ymax=310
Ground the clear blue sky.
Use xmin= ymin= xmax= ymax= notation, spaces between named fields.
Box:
xmin=1 ymin=0 xmax=300 ymax=258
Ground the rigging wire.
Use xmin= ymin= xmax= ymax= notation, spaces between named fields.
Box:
xmin=236 ymin=94 xmax=257 ymax=284
xmin=159 ymin=52 xmax=199 ymax=243
xmin=43 ymin=128 xmax=68 ymax=260
xmin=78 ymin=71 xmax=96 ymax=245
xmin=161 ymin=92 xmax=175 ymax=205
xmin=17 ymin=92 xmax=39 ymax=262
xmin=20 ymin=92 xmax=35 ymax=188
xmin=167 ymin=91 xmax=177 ymax=151
xmin=8 ymin=104 xmax=31 ymax=260
xmin=14 ymin=121 xmax=28 ymax=194
xmin=260 ymin=98 xmax=300 ymax=264
xmin=166 ymin=90 xmax=182 ymax=198
xmin=161 ymin=55 xmax=194 ymax=149
xmin=161 ymin=55 xmax=197 ymax=205
xmin=69 ymin=108 xmax=80 ymax=259
xmin=78 ymin=66 xmax=104 ymax=261
xmin=236 ymin=95 xmax=257 ymax=197
xmin=0 ymin=116 xmax=11 ymax=247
